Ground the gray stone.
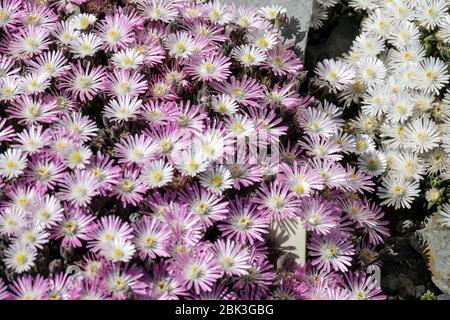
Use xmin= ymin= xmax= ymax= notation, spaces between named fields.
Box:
xmin=222 ymin=0 xmax=313 ymax=56
xmin=415 ymin=285 xmax=426 ymax=299
xmin=436 ymin=294 xmax=450 ymax=300
xmin=398 ymin=274 xmax=415 ymax=299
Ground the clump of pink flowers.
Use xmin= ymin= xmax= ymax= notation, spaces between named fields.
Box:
xmin=0 ymin=0 xmax=387 ymax=300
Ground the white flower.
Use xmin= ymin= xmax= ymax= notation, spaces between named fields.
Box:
xmin=175 ymin=148 xmax=209 ymax=177
xmin=63 ymin=145 xmax=92 ymax=170
xmin=392 ymin=151 xmax=427 ymax=181
xmin=70 ymin=33 xmax=103 ymax=58
xmin=354 ymin=134 xmax=376 ymax=154
xmin=103 ymin=95 xmax=143 ymax=123
xmin=356 ymin=57 xmax=387 ymax=88
xmin=246 ymin=30 xmax=278 ymax=51
xmin=225 ymin=114 xmax=256 ymax=140
xmin=315 ymin=59 xmax=356 ymax=93
xmin=351 ymin=32 xmax=385 ymax=57
xmin=386 ymin=91 xmax=415 ymax=123
xmin=377 ymin=173 xmax=420 ymax=209
xmin=413 ymin=57 xmax=449 ymax=94
xmin=164 ymin=32 xmax=196 ymax=59
xmin=231 ymin=45 xmax=267 ymax=67
xmin=140 ymin=159 xmax=174 ymax=188
xmin=101 ymin=238 xmax=136 ymax=263
xmin=0 ymin=148 xmax=27 ymax=179
xmin=4 ymin=242 xmax=37 ymax=273
xmin=415 ymin=0 xmax=447 ymax=30
xmin=69 ymin=13 xmax=97 ymax=30
xmin=111 ymin=48 xmax=144 ymax=70
xmin=357 ymin=150 xmax=387 ymax=177
xmin=403 ymin=116 xmax=441 ymax=153
xmin=211 ymin=94 xmax=239 ymax=115
xmin=199 ymin=165 xmax=233 ymax=194
xmin=258 ymin=5 xmax=286 ymax=20
xmin=387 ymin=21 xmax=421 ymax=48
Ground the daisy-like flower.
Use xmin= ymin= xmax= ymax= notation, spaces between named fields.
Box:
xmin=247 ymin=30 xmax=279 ymax=52
xmin=257 ymin=4 xmax=286 ymax=20
xmin=231 ymin=45 xmax=267 ymax=67
xmin=112 ymin=166 xmax=147 ymax=207
xmin=169 ymin=247 xmax=222 ymax=294
xmin=52 ymin=20 xmax=80 ymax=45
xmin=344 ymin=272 xmax=385 ymax=300
xmin=254 ymin=180 xmax=302 ymax=221
xmin=0 ymin=148 xmax=27 ymax=179
xmin=212 ymin=239 xmax=251 ymax=276
xmin=203 ymin=1 xmax=233 ymax=25
xmin=50 ymin=207 xmax=96 ymax=248
xmin=88 ymin=215 xmax=133 ymax=254
xmin=0 ymin=117 xmax=15 ymax=142
xmin=413 ymin=57 xmax=449 ymax=94
xmin=315 ymin=59 xmax=356 ymax=93
xmin=415 ymin=0 xmax=447 ymax=30
xmin=58 ymin=170 xmax=99 ymax=207
xmin=55 ymin=112 xmax=98 ymax=143
xmin=103 ymin=263 xmax=146 ymax=300
xmin=132 ymin=215 xmax=172 ymax=259
xmin=62 ymin=145 xmax=93 ymax=170
xmin=46 ymin=273 xmax=72 ymax=300
xmin=104 ymin=70 xmax=147 ymax=97
xmin=185 ymin=53 xmax=231 ymax=82
xmin=60 ymin=61 xmax=106 ymax=102
xmin=391 ymin=151 xmax=426 ymax=181
xmin=114 ymin=134 xmax=159 ymax=166
xmin=298 ymin=107 xmax=337 ymax=138
xmin=8 ymin=275 xmax=49 ymax=300
xmin=179 ymin=182 xmax=228 ymax=228
xmin=0 ymin=279 xmax=8 ymax=300
xmin=4 ymin=242 xmax=38 ymax=273
xmin=309 ymin=232 xmax=355 ymax=273
xmin=356 ymin=57 xmax=387 ymax=88
xmin=211 ymin=94 xmax=239 ymax=115
xmin=357 ymin=150 xmax=387 ymax=177
xmin=198 ymin=165 xmax=233 ymax=194
xmin=5 ymin=25 xmax=51 ymax=59
xmin=139 ymin=159 xmax=174 ymax=188
xmin=300 ymin=196 xmax=338 ymax=235
xmin=174 ymin=148 xmax=209 ymax=177
xmin=111 ymin=47 xmax=144 ymax=70
xmin=13 ymin=125 xmax=51 ymax=155
xmin=101 ymin=237 xmax=136 ymax=263
xmin=262 ymin=45 xmax=303 ymax=77
xmin=32 ymin=194 xmax=64 ymax=228
xmin=20 ymin=72 xmax=50 ymax=95
xmin=0 ymin=0 xmax=23 ymax=30
xmin=211 ymin=75 xmax=263 ymax=107
xmin=70 ymin=13 xmax=97 ymax=30
xmin=279 ymin=162 xmax=324 ymax=197
xmin=103 ymin=95 xmax=143 ymax=123
xmin=403 ymin=116 xmax=441 ymax=153
xmin=377 ymin=173 xmax=420 ymax=209
xmin=136 ymin=0 xmax=179 ymax=23
xmin=225 ymin=113 xmax=256 ymax=140
xmin=95 ymin=13 xmax=135 ymax=52
xmin=0 ymin=75 xmax=22 ymax=101
xmin=27 ymin=50 xmax=69 ymax=78
xmin=218 ymin=197 xmax=269 ymax=245
xmin=164 ymin=32 xmax=197 ymax=59
xmin=70 ymin=32 xmax=103 ymax=58
xmin=0 ymin=206 xmax=27 ymax=236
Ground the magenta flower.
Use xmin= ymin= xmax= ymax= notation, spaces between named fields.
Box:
xmin=58 ymin=170 xmax=100 ymax=207
xmin=185 ymin=53 xmax=231 ymax=82
xmin=8 ymin=274 xmax=49 ymax=300
xmin=169 ymin=246 xmax=222 ymax=295
xmin=50 ymin=206 xmax=97 ymax=248
xmin=59 ymin=61 xmax=106 ymax=102
xmin=88 ymin=215 xmax=134 ymax=254
xmin=308 ymin=232 xmax=355 ymax=273
xmin=132 ymin=215 xmax=172 ymax=259
xmin=211 ymin=238 xmax=251 ymax=276
xmin=211 ymin=75 xmax=264 ymax=107
xmin=344 ymin=271 xmax=386 ymax=300
xmin=300 ymin=195 xmax=338 ymax=235
xmin=112 ymin=166 xmax=147 ymax=207
xmin=262 ymin=44 xmax=303 ymax=77
xmin=218 ymin=197 xmax=269 ymax=245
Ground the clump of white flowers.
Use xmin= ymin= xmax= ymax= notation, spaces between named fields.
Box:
xmin=313 ymin=0 xmax=450 ymax=228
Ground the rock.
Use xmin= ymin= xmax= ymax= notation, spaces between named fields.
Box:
xmin=415 ymin=285 xmax=426 ymax=299
xmin=222 ymin=0 xmax=313 ymax=56
xmin=418 ymin=212 xmax=450 ymax=294
xmin=305 ymin=14 xmax=360 ymax=71
xmin=436 ymin=294 xmax=450 ymax=300
xmin=398 ymin=274 xmax=415 ymax=299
